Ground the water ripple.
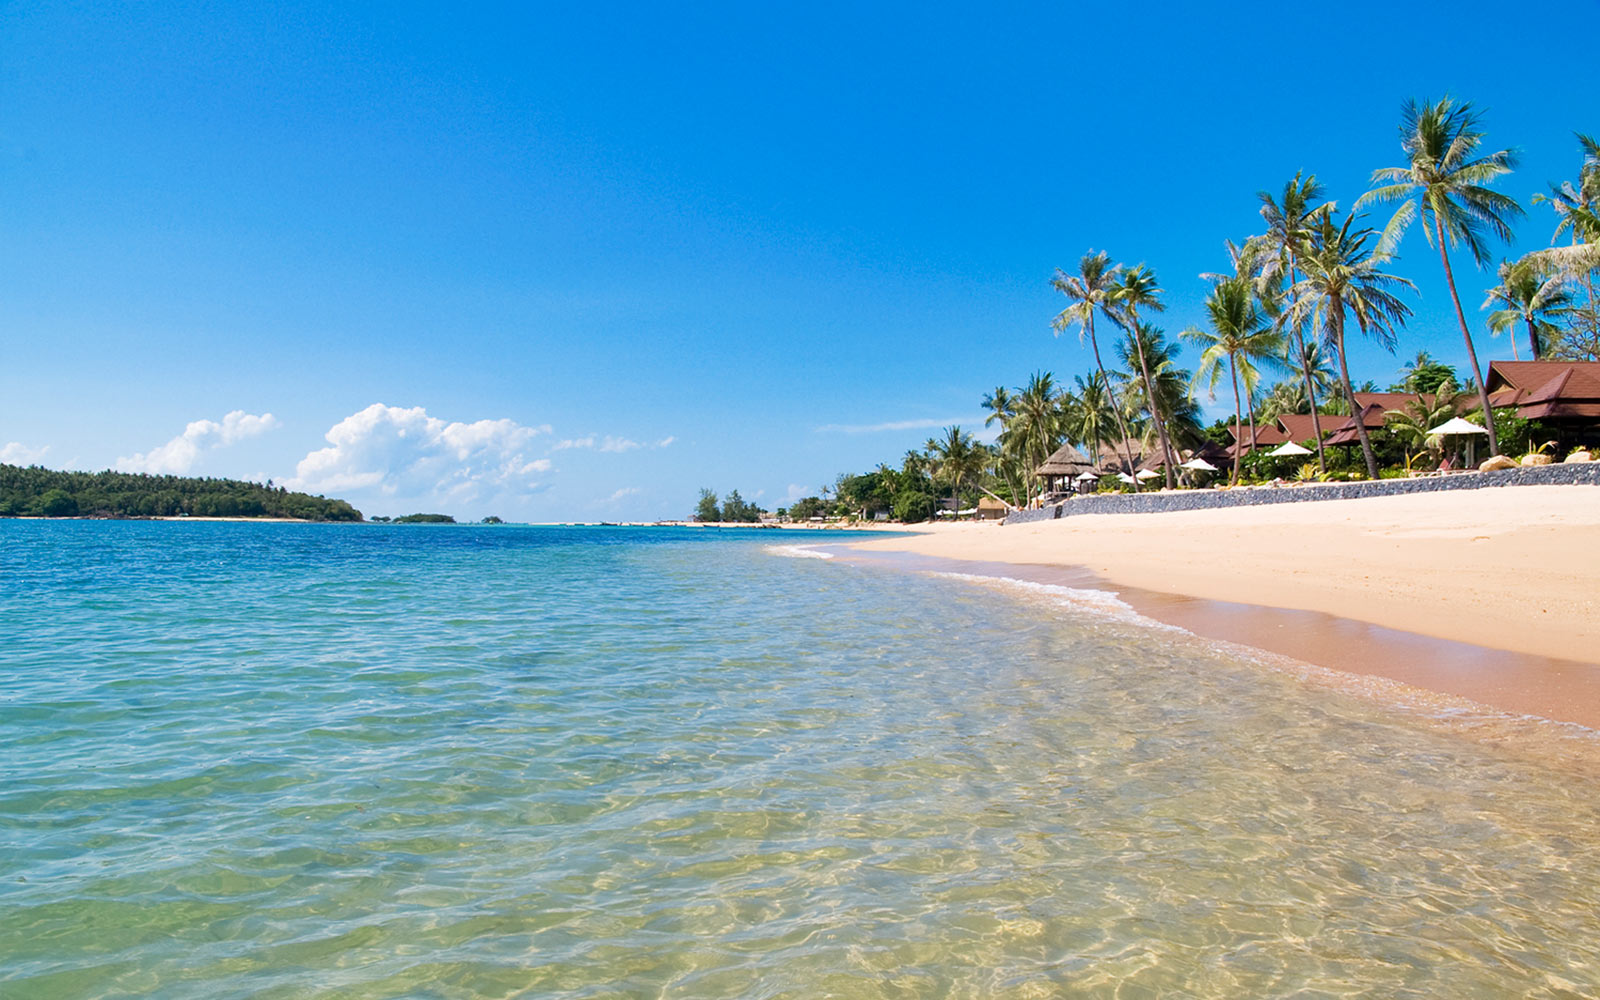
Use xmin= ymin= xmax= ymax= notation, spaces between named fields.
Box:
xmin=4 ymin=521 xmax=1600 ymax=998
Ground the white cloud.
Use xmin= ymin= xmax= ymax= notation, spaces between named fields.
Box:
xmin=117 ymin=411 xmax=279 ymax=474
xmin=549 ymin=433 xmax=674 ymax=454
xmin=1 ymin=442 xmax=50 ymax=465
xmin=786 ymin=483 xmax=814 ymax=502
xmin=814 ymin=417 xmax=982 ymax=434
xmin=602 ymin=487 xmax=641 ymax=504
xmin=289 ymin=404 xmax=553 ymax=500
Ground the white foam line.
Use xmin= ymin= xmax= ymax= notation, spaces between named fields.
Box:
xmin=764 ymin=544 xmax=834 ymax=560
xmin=926 ymin=571 xmax=1185 ymax=632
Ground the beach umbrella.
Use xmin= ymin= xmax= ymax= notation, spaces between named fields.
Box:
xmin=1427 ymin=416 xmax=1490 ymax=468
xmin=1135 ymin=469 xmax=1160 ymax=481
xmin=1179 ymin=457 xmax=1218 ymax=472
xmin=1075 ymin=471 xmax=1099 ymax=482
xmin=1116 ymin=472 xmax=1137 ymax=484
xmin=1427 ymin=417 xmax=1490 ymax=436
xmin=1267 ymin=441 xmax=1313 ymax=458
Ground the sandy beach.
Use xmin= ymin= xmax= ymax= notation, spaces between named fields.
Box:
xmin=833 ymin=485 xmax=1600 ymax=727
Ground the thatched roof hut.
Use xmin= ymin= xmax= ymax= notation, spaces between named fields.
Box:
xmin=1036 ymin=443 xmax=1096 ymax=492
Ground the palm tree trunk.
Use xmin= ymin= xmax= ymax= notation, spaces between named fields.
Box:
xmin=1087 ymin=315 xmax=1141 ymax=491
xmin=1525 ymin=315 xmax=1540 ymax=360
xmin=1129 ymin=326 xmax=1177 ymax=488
xmin=1229 ymin=360 xmax=1244 ymax=484
xmin=1287 ymin=258 xmax=1329 ymax=474
xmin=1434 ymin=215 xmax=1500 ymax=455
xmin=1331 ymin=297 xmax=1380 ymax=480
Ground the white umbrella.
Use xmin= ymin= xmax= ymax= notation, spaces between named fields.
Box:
xmin=1428 ymin=416 xmax=1490 ymax=469
xmin=1179 ymin=457 xmax=1218 ymax=472
xmin=1427 ymin=417 xmax=1489 ymax=436
xmin=1116 ymin=472 xmax=1137 ymax=484
xmin=1267 ymin=441 xmax=1313 ymax=457
xmin=1075 ymin=471 xmax=1099 ymax=482
xmin=1135 ymin=469 xmax=1161 ymax=480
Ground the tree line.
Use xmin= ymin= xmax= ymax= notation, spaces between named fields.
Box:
xmin=792 ymin=97 xmax=1594 ymax=518
xmin=0 ymin=464 xmax=363 ymax=521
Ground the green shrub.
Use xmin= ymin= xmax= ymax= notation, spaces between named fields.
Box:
xmin=893 ymin=492 xmax=934 ymax=523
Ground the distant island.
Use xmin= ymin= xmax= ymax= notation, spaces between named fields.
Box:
xmin=0 ymin=464 xmax=362 ymax=521
xmin=372 ymin=513 xmax=457 ymax=524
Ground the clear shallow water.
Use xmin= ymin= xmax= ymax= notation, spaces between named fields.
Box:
xmin=4 ymin=522 xmax=1600 ymax=999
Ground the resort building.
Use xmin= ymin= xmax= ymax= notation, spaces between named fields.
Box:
xmin=1486 ymin=361 xmax=1600 ymax=440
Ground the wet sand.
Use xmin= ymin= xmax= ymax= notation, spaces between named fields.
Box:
xmin=831 ymin=486 xmax=1600 ymax=730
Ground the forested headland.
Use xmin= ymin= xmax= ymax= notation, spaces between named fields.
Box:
xmin=0 ymin=464 xmax=363 ymax=521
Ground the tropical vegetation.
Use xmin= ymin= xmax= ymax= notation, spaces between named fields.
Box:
xmin=729 ymin=96 xmax=1599 ymax=522
xmin=0 ymin=464 xmax=363 ymax=520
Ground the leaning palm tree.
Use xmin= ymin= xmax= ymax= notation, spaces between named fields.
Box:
xmin=1107 ymin=265 xmax=1177 ymax=486
xmin=1117 ymin=324 xmax=1201 ymax=471
xmin=1052 ymin=252 xmax=1141 ymax=485
xmin=1183 ymin=276 xmax=1284 ymax=483
xmin=1290 ymin=211 xmax=1417 ymax=479
xmin=1356 ymin=96 xmax=1523 ymax=456
xmin=1484 ymin=257 xmax=1574 ymax=360
xmin=1256 ymin=173 xmax=1334 ymax=471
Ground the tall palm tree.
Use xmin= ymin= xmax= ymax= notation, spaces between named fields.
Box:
xmin=1484 ymin=257 xmax=1574 ymax=360
xmin=1108 ymin=265 xmax=1177 ymax=486
xmin=1290 ymin=211 xmax=1417 ymax=479
xmin=1009 ymin=372 xmax=1064 ymax=504
xmin=982 ymin=386 xmax=1016 ymax=432
xmin=1052 ymin=252 xmax=1141 ymax=483
xmin=1183 ymin=276 xmax=1284 ymax=483
xmin=1116 ymin=324 xmax=1201 ymax=468
xmin=1062 ymin=373 xmax=1116 ymax=465
xmin=929 ymin=426 xmax=984 ymax=518
xmin=1356 ymin=96 xmax=1523 ymax=455
xmin=1256 ymin=173 xmax=1334 ymax=471
xmin=1530 ymin=133 xmax=1600 ymax=355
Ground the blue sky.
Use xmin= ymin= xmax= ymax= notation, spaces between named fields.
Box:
xmin=3 ymin=2 xmax=1596 ymax=519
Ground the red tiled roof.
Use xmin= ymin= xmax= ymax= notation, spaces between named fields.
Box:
xmin=1486 ymin=360 xmax=1600 ymax=393
xmin=1225 ymin=421 xmax=1288 ymax=447
xmin=1485 ymin=361 xmax=1600 ymax=419
xmin=1274 ymin=413 xmax=1325 ymax=442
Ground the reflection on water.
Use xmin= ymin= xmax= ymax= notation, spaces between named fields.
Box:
xmin=3 ymin=521 xmax=1600 ymax=998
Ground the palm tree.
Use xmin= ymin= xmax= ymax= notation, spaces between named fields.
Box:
xmin=982 ymin=386 xmax=1016 ymax=432
xmin=1008 ymin=372 xmax=1064 ymax=504
xmin=1290 ymin=211 xmax=1417 ymax=479
xmin=1256 ymin=173 xmax=1334 ymax=471
xmin=1108 ymin=265 xmax=1177 ymax=486
xmin=1385 ymin=383 xmax=1475 ymax=468
xmin=928 ymin=426 xmax=984 ymax=518
xmin=1183 ymin=276 xmax=1284 ymax=483
xmin=1530 ymin=133 xmax=1600 ymax=356
xmin=1062 ymin=373 xmax=1116 ymax=465
xmin=1356 ymin=96 xmax=1523 ymax=455
xmin=1052 ymin=252 xmax=1141 ymax=484
xmin=1117 ymin=324 xmax=1202 ymax=470
xmin=1483 ymin=257 xmax=1574 ymax=360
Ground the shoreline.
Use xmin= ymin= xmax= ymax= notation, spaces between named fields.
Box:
xmin=832 ymin=485 xmax=1600 ymax=730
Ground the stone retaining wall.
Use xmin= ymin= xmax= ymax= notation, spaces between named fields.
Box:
xmin=1003 ymin=462 xmax=1600 ymax=524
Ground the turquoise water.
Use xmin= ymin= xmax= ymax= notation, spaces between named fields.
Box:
xmin=5 ymin=521 xmax=1600 ymax=998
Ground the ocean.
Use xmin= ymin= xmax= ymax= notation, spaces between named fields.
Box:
xmin=4 ymin=521 xmax=1600 ymax=998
